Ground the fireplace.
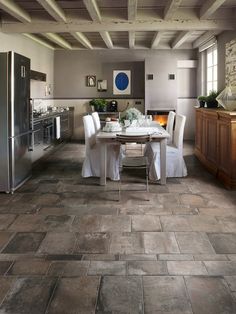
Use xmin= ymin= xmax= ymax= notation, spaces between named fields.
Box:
xmin=147 ymin=109 xmax=175 ymax=128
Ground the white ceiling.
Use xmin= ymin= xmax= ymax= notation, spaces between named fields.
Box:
xmin=0 ymin=0 xmax=236 ymax=50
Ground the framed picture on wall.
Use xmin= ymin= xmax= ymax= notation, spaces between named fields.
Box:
xmin=113 ymin=70 xmax=131 ymax=95
xmin=97 ymin=79 xmax=107 ymax=91
xmin=86 ymin=75 xmax=96 ymax=87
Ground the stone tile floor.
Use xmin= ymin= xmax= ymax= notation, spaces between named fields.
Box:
xmin=0 ymin=141 xmax=236 ymax=313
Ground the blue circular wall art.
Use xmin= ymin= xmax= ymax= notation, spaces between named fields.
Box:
xmin=115 ymin=72 xmax=129 ymax=91
xmin=113 ymin=70 xmax=131 ymax=95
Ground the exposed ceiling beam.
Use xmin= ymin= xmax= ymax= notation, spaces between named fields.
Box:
xmin=192 ymin=30 xmax=221 ymax=48
xmin=151 ymin=31 xmax=163 ymax=49
xmin=36 ymin=0 xmax=67 ymax=22
xmin=83 ymin=0 xmax=101 ymax=22
xmin=71 ymin=32 xmax=93 ymax=49
xmin=23 ymin=33 xmax=55 ymax=50
xmin=44 ymin=33 xmax=72 ymax=49
xmin=171 ymin=31 xmax=192 ymax=49
xmin=100 ymin=31 xmax=113 ymax=49
xmin=200 ymin=0 xmax=227 ymax=19
xmin=0 ymin=0 xmax=31 ymax=23
xmin=128 ymin=0 xmax=138 ymax=21
xmin=129 ymin=31 xmax=135 ymax=48
xmin=2 ymin=19 xmax=235 ymax=33
xmin=164 ymin=0 xmax=182 ymax=20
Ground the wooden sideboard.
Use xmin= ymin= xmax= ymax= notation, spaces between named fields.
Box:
xmin=195 ymin=108 xmax=236 ymax=189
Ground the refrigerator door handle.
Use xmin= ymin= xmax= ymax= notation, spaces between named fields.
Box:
xmin=21 ymin=65 xmax=24 ymax=77
xmin=28 ymin=131 xmax=34 ymax=152
xmin=21 ymin=66 xmax=26 ymax=78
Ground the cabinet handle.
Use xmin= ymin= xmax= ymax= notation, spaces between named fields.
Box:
xmin=21 ymin=66 xmax=24 ymax=77
xmin=21 ymin=66 xmax=26 ymax=78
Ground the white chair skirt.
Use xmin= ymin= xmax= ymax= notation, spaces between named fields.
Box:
xmin=82 ymin=143 xmax=121 ymax=181
xmin=145 ymin=142 xmax=187 ymax=181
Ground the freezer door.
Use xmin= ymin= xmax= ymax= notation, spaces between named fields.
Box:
xmin=0 ymin=53 xmax=10 ymax=192
xmin=10 ymin=133 xmax=32 ymax=191
xmin=10 ymin=52 xmax=30 ymax=136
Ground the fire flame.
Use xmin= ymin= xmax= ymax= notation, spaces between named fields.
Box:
xmin=153 ymin=115 xmax=168 ymax=127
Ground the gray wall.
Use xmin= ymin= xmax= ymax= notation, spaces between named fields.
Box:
xmin=54 ymin=50 xmax=144 ymax=98
xmin=54 ymin=49 xmax=197 ymax=110
xmin=217 ymin=31 xmax=236 ymax=91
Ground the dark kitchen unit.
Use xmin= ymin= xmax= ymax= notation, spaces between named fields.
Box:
xmin=0 ymin=51 xmax=32 ymax=193
xmin=31 ymin=109 xmax=74 ymax=163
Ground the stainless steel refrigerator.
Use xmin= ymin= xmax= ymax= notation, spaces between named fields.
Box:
xmin=0 ymin=52 xmax=32 ymax=193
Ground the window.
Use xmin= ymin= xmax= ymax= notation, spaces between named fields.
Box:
xmin=206 ymin=45 xmax=217 ymax=95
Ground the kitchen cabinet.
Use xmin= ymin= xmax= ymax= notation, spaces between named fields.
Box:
xmin=60 ymin=108 xmax=74 ymax=140
xmin=195 ymin=108 xmax=236 ymax=189
xmin=31 ymin=108 xmax=74 ymax=163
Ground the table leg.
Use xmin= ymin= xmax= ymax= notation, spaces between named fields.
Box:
xmin=100 ymin=142 xmax=107 ymax=185
xmin=160 ymin=138 xmax=167 ymax=185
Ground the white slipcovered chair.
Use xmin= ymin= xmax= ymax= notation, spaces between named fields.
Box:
xmin=91 ymin=111 xmax=101 ymax=132
xmin=82 ymin=115 xmax=120 ymax=180
xmin=145 ymin=114 xmax=187 ymax=181
xmin=166 ymin=111 xmax=176 ymax=144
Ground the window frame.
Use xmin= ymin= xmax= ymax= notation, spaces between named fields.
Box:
xmin=206 ymin=44 xmax=218 ymax=95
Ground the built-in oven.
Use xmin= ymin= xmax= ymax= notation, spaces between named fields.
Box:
xmin=33 ymin=120 xmax=44 ymax=147
xmin=43 ymin=117 xmax=54 ymax=148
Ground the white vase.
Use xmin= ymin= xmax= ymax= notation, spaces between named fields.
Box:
xmin=124 ymin=120 xmax=130 ymax=127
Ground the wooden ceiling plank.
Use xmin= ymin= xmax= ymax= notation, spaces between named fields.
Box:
xmin=151 ymin=31 xmax=163 ymax=49
xmin=83 ymin=0 xmax=101 ymax=22
xmin=36 ymin=0 xmax=67 ymax=22
xmin=1 ymin=19 xmax=235 ymax=33
xmin=0 ymin=0 xmax=31 ymax=23
xmin=23 ymin=33 xmax=55 ymax=49
xmin=71 ymin=32 xmax=93 ymax=49
xmin=128 ymin=0 xmax=138 ymax=21
xmin=100 ymin=31 xmax=113 ymax=49
xmin=129 ymin=31 xmax=135 ymax=48
xmin=164 ymin=0 xmax=182 ymax=20
xmin=44 ymin=33 xmax=72 ymax=49
xmin=172 ymin=31 xmax=192 ymax=48
xmin=200 ymin=0 xmax=227 ymax=19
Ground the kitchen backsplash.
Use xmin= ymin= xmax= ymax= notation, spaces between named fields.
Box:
xmin=32 ymin=99 xmax=48 ymax=112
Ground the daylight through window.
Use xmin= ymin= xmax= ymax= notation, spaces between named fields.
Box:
xmin=207 ymin=45 xmax=218 ymax=95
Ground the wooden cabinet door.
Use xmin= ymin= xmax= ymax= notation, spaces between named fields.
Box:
xmin=217 ymin=117 xmax=231 ymax=176
xmin=204 ymin=111 xmax=218 ymax=167
xmin=195 ymin=110 xmax=203 ymax=153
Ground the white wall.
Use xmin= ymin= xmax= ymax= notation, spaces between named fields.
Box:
xmin=0 ymin=32 xmax=54 ymax=98
xmin=145 ymin=50 xmax=197 ymax=110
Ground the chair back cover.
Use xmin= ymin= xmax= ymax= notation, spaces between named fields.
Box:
xmin=166 ymin=111 xmax=175 ymax=143
xmin=173 ymin=114 xmax=186 ymax=153
xmin=144 ymin=113 xmax=187 ymax=180
xmin=82 ymin=114 xmax=121 ymax=181
xmin=83 ymin=115 xmax=96 ymax=150
xmin=92 ymin=112 xmax=101 ymax=132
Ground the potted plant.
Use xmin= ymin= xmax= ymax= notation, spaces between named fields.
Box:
xmin=206 ymin=90 xmax=219 ymax=108
xmin=197 ymin=95 xmax=207 ymax=108
xmin=89 ymin=98 xmax=107 ymax=112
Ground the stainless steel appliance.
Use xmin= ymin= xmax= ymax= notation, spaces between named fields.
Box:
xmin=0 ymin=51 xmax=32 ymax=193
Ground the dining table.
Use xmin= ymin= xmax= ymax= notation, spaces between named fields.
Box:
xmin=96 ymin=122 xmax=170 ymax=186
